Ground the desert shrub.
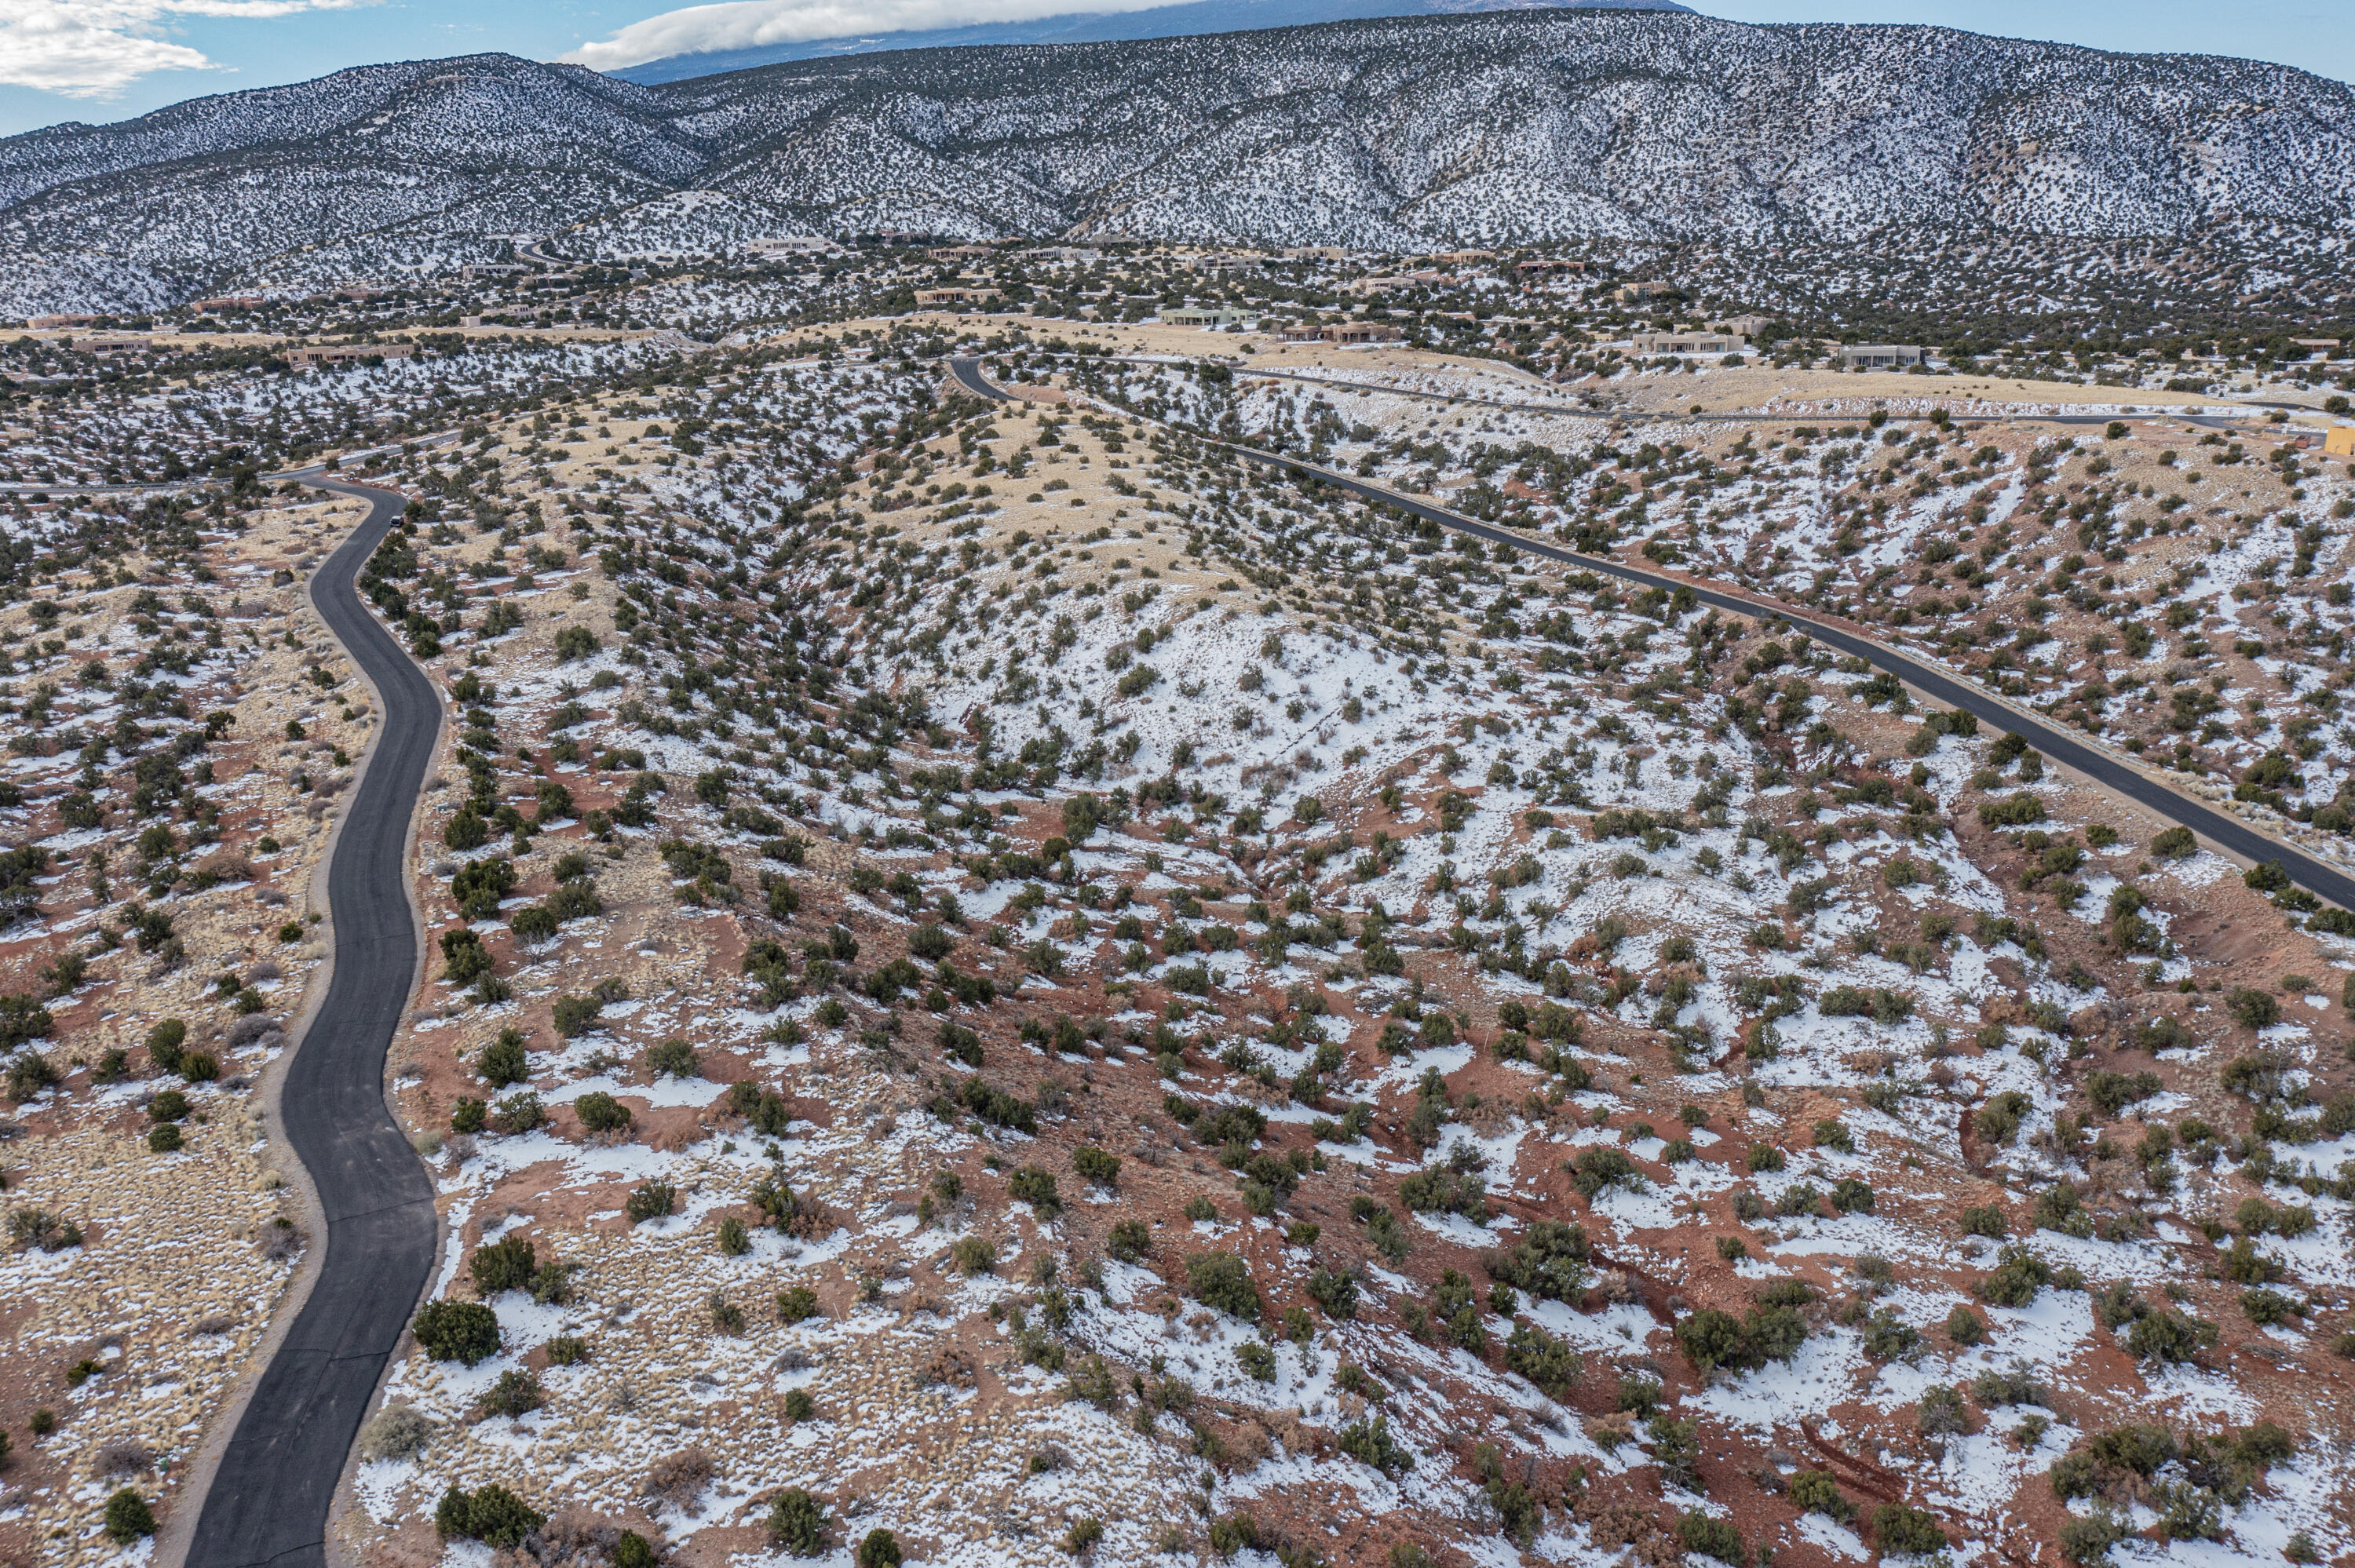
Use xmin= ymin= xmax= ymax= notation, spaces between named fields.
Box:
xmin=1790 ymin=1469 xmax=1852 ymax=1521
xmin=1978 ymin=1246 xmax=2052 ymax=1307
xmin=436 ymin=1485 xmax=543 ymax=1548
xmin=1185 ymin=1252 xmax=1260 ymax=1321
xmin=1484 ymin=1218 xmax=1589 ymax=1302
xmin=1007 ymin=1166 xmax=1063 ymax=1216
xmin=1862 ymin=1307 xmax=1919 ymax=1360
xmin=951 ymin=1236 xmax=997 ymax=1276
xmin=476 ymin=1369 xmax=546 ymax=1420
xmin=776 ymin=1285 xmax=820 ymax=1322
xmin=479 ymin=1028 xmax=528 ymax=1087
xmin=1338 ymin=1414 xmax=1415 ymax=1473
xmin=100 ymin=1489 xmax=156 ymax=1542
xmin=469 ymin=1234 xmax=536 ymax=1296
xmin=1917 ymin=1383 xmax=1970 ymax=1435
xmin=1674 ymin=1301 xmax=1808 ymax=1374
xmin=574 ymin=1092 xmax=631 ymax=1133
xmin=768 ymin=1486 xmax=828 ymax=1553
xmin=147 ymin=1124 xmax=184 ymax=1153
xmin=1959 ymin=1204 xmax=2010 ymax=1238
xmin=1872 ymin=1503 xmax=1948 ymax=1556
xmin=717 ymin=1216 xmax=750 ymax=1256
xmin=626 ymin=1180 xmax=676 ymax=1223
xmin=1106 ymin=1218 xmax=1151 ymax=1262
xmin=358 ymin=1402 xmax=436 ymax=1461
xmin=2240 ymin=1287 xmax=2300 ymax=1326
xmin=1677 ymin=1509 xmax=1743 ymax=1565
xmin=2058 ymin=1507 xmax=2130 ymax=1565
xmin=2127 ymin=1306 xmax=2219 ymax=1364
xmin=855 ymin=1528 xmax=902 ymax=1568
xmin=551 ymin=993 xmax=604 ymax=1037
xmin=644 ymin=1446 xmax=715 ymax=1514
xmin=490 ymin=1092 xmax=544 ymax=1134
xmin=414 ymin=1300 xmax=501 ymax=1366
xmin=2226 ymin=987 xmax=2279 ymax=1029
xmin=1072 ymin=1145 xmax=1120 ymax=1189
xmin=645 ymin=1037 xmax=699 ymax=1079
xmin=5 ymin=1051 xmax=58 ymax=1102
xmin=1502 ymin=1322 xmax=1580 ymax=1397
xmin=1972 ymin=1360 xmax=2045 ymax=1407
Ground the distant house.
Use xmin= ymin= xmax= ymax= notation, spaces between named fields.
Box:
xmin=1159 ymin=305 xmax=1253 ymax=326
xmin=747 ymin=236 xmax=839 ymax=257
xmin=1614 ymin=279 xmax=1672 ymax=304
xmin=913 ymin=286 xmax=1002 ymax=306
xmin=78 ymin=336 xmax=152 ymax=356
xmin=1836 ymin=345 xmax=1926 ymax=370
xmin=2326 ymin=427 xmax=2355 ymax=457
xmin=1324 ymin=322 xmax=1406 ymax=345
xmin=285 ymin=344 xmax=416 ymax=366
xmin=29 ymin=314 xmax=101 ymax=329
xmin=1347 ymin=270 xmax=1448 ymax=295
xmin=188 ymin=295 xmax=265 ymax=312
xmin=1711 ymin=314 xmax=1772 ymax=337
xmin=1517 ymin=258 xmax=1586 ymax=275
xmin=928 ymin=244 xmax=998 ymax=263
xmin=1631 ymin=330 xmax=1747 ymax=356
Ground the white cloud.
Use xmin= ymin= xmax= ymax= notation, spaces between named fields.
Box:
xmin=561 ymin=0 xmax=1180 ymax=72
xmin=0 ymin=0 xmax=367 ymax=98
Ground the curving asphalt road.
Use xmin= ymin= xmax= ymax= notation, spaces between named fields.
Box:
xmin=947 ymin=356 xmax=2355 ymax=912
xmin=188 ymin=477 xmax=441 ymax=1568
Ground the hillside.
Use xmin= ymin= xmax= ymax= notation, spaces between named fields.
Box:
xmin=4 ymin=10 xmax=2355 ymax=313
xmin=599 ymin=0 xmax=1694 ymax=86
xmin=3 ymin=250 xmax=2354 ymax=1563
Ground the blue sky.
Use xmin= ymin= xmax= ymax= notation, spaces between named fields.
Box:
xmin=1 ymin=0 xmax=2347 ymax=138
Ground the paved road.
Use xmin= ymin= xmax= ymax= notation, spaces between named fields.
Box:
xmin=950 ymin=356 xmax=2355 ymax=912
xmin=947 ymin=355 xmax=1006 ymax=403
xmin=188 ymin=477 xmax=442 ymax=1568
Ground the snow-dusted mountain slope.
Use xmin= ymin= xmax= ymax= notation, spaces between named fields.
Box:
xmin=4 ymin=10 xmax=2352 ymax=310
xmin=604 ymin=0 xmax=1692 ymax=86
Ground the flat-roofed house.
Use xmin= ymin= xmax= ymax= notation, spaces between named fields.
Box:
xmin=1835 ymin=345 xmax=1926 ymax=370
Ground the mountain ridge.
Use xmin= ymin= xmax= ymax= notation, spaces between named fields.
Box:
xmin=2 ymin=9 xmax=2351 ymax=315
xmin=602 ymin=0 xmax=1693 ymax=85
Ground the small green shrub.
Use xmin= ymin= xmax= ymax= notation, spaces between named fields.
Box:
xmin=104 ymin=1490 xmax=156 ymax=1542
xmin=1871 ymin=1502 xmax=1948 ymax=1556
xmin=625 ymin=1180 xmax=676 ymax=1223
xmin=435 ymin=1484 xmax=542 ymax=1548
xmin=574 ymin=1092 xmax=631 ymax=1134
xmin=1789 ymin=1468 xmax=1851 ymax=1521
xmin=1185 ymin=1252 xmax=1260 ymax=1321
xmin=768 ymin=1486 xmax=828 ymax=1553
xmin=414 ymin=1300 xmax=501 ymax=1366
